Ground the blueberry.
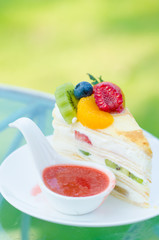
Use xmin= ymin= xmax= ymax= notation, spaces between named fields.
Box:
xmin=74 ymin=81 xmax=93 ymax=99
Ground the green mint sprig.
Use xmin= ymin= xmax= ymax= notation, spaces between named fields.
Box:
xmin=87 ymin=73 xmax=104 ymax=86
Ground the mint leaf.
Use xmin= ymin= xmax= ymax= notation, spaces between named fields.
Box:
xmin=87 ymin=73 xmax=104 ymax=85
xmin=87 ymin=73 xmax=99 ymax=85
xmin=99 ymin=76 xmax=104 ymax=82
xmin=87 ymin=73 xmax=97 ymax=80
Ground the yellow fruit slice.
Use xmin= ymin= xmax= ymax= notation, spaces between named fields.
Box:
xmin=77 ymin=95 xmax=114 ymax=129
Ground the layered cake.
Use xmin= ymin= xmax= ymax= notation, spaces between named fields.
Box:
xmin=52 ymin=75 xmax=152 ymax=207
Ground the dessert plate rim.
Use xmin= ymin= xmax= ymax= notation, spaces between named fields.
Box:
xmin=0 ymin=133 xmax=159 ymax=227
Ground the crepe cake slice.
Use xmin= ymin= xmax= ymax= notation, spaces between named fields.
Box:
xmin=52 ymin=78 xmax=152 ymax=208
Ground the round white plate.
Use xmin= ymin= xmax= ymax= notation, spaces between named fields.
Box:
xmin=0 ymin=134 xmax=159 ymax=227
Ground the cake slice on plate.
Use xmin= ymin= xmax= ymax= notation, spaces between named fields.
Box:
xmin=52 ymin=76 xmax=152 ymax=207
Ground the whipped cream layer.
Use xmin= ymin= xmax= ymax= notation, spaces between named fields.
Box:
xmin=112 ymin=180 xmax=149 ymax=207
xmin=52 ymin=105 xmax=152 ymax=207
xmin=52 ymin=105 xmax=151 ymax=181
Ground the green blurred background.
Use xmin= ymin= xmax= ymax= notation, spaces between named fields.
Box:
xmin=0 ymin=0 xmax=159 ymax=137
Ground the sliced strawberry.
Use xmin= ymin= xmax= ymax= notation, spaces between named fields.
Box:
xmin=74 ymin=130 xmax=92 ymax=145
xmin=94 ymin=82 xmax=125 ymax=113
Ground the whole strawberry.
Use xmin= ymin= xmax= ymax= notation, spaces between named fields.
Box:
xmin=94 ymin=82 xmax=125 ymax=113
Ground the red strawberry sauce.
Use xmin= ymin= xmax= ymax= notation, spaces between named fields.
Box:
xmin=43 ymin=165 xmax=109 ymax=197
xmin=31 ymin=185 xmax=42 ymax=196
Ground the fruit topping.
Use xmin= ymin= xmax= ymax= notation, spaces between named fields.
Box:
xmin=129 ymin=173 xmax=143 ymax=184
xmin=74 ymin=81 xmax=93 ymax=99
xmin=55 ymin=83 xmax=79 ymax=124
xmin=105 ymin=159 xmax=143 ymax=184
xmin=79 ymin=149 xmax=91 ymax=156
xmin=94 ymin=82 xmax=125 ymax=113
xmin=105 ymin=159 xmax=118 ymax=169
xmin=75 ymin=130 xmax=92 ymax=145
xmin=120 ymin=167 xmax=129 ymax=176
xmin=77 ymin=95 xmax=114 ymax=129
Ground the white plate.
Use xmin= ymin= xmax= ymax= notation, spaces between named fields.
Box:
xmin=0 ymin=133 xmax=159 ymax=227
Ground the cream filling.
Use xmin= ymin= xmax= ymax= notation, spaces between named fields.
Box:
xmin=53 ymin=106 xmax=151 ymax=176
xmin=52 ymin=136 xmax=150 ymax=188
xmin=52 ymin=111 xmax=151 ymax=181
xmin=113 ymin=180 xmax=149 ymax=204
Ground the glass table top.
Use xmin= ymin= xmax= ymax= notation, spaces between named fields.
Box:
xmin=0 ymin=85 xmax=159 ymax=240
